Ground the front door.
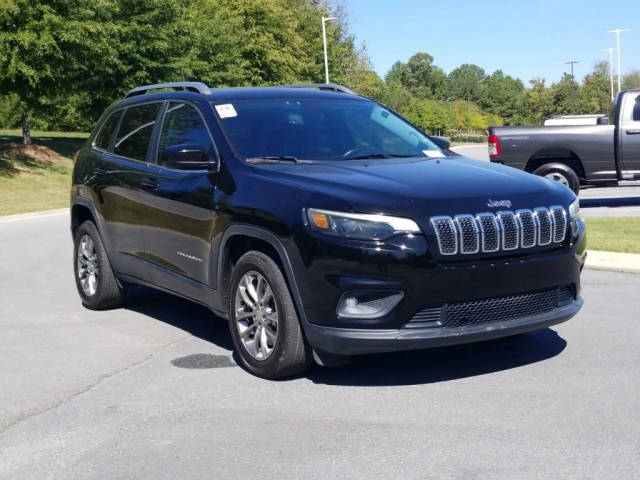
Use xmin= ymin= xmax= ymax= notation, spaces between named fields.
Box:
xmin=140 ymin=101 xmax=219 ymax=293
xmin=620 ymin=93 xmax=640 ymax=177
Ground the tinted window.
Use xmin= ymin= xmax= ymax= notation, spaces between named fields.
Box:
xmin=94 ymin=110 xmax=122 ymax=150
xmin=113 ymin=103 xmax=161 ymax=161
xmin=213 ymin=98 xmax=441 ymax=161
xmin=157 ymin=102 xmax=212 ymax=165
xmin=633 ymin=96 xmax=640 ymax=122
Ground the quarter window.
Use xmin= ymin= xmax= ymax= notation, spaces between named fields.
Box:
xmin=113 ymin=103 xmax=161 ymax=161
xmin=94 ymin=110 xmax=122 ymax=151
xmin=157 ymin=102 xmax=212 ymax=166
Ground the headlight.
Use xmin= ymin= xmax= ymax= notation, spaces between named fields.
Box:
xmin=304 ymin=208 xmax=421 ymax=240
xmin=569 ymin=198 xmax=580 ymax=219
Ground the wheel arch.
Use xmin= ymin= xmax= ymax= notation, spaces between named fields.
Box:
xmin=525 ymin=147 xmax=586 ymax=182
xmin=217 ymin=225 xmax=309 ymax=327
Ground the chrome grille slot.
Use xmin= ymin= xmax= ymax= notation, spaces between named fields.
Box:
xmin=454 ymin=215 xmax=479 ymax=254
xmin=430 ymin=216 xmax=458 ymax=255
xmin=516 ymin=209 xmax=536 ymax=248
xmin=497 ymin=211 xmax=519 ymax=250
xmin=550 ymin=206 xmax=567 ymax=243
xmin=429 ymin=205 xmax=567 ymax=257
xmin=476 ymin=213 xmax=500 ymax=252
xmin=535 ymin=207 xmax=552 ymax=245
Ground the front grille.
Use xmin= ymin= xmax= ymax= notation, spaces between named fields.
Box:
xmin=406 ymin=286 xmax=574 ymax=329
xmin=430 ymin=205 xmax=567 ymax=257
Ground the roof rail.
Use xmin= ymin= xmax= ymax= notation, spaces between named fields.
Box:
xmin=279 ymin=83 xmax=356 ymax=95
xmin=125 ymin=82 xmax=212 ymax=98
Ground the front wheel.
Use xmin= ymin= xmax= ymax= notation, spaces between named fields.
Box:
xmin=533 ymin=162 xmax=580 ymax=194
xmin=228 ymin=251 xmax=310 ymax=379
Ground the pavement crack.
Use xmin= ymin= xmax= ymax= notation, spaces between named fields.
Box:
xmin=0 ymin=336 xmax=188 ymax=435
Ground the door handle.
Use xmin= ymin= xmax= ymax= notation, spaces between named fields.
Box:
xmin=140 ymin=177 xmax=159 ymax=190
xmin=626 ymin=129 xmax=640 ymax=135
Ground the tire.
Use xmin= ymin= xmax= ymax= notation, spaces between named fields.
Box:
xmin=533 ymin=162 xmax=580 ymax=194
xmin=73 ymin=220 xmax=125 ymax=310
xmin=228 ymin=251 xmax=310 ymax=379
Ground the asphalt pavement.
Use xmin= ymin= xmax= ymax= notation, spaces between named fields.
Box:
xmin=0 ymin=213 xmax=639 ymax=479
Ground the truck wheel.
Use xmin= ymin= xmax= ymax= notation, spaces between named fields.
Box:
xmin=533 ymin=163 xmax=580 ymax=194
xmin=228 ymin=251 xmax=311 ymax=379
xmin=73 ymin=220 xmax=125 ymax=310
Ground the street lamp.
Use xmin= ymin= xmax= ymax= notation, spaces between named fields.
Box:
xmin=603 ymin=48 xmax=615 ymax=101
xmin=607 ymin=28 xmax=629 ymax=93
xmin=322 ymin=16 xmax=337 ymax=84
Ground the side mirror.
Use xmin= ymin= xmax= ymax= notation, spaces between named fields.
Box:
xmin=597 ymin=116 xmax=610 ymax=125
xmin=431 ymin=136 xmax=451 ymax=150
xmin=161 ymin=144 xmax=215 ymax=170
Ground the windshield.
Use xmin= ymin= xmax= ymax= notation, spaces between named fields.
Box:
xmin=212 ymin=97 xmax=443 ymax=161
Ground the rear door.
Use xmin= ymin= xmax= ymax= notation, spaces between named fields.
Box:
xmin=139 ymin=101 xmax=219 ymax=293
xmin=620 ymin=92 xmax=640 ymax=177
xmin=96 ymin=101 xmax=163 ymax=279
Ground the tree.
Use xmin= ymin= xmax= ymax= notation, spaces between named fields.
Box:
xmin=384 ymin=52 xmax=446 ymax=100
xmin=580 ymin=61 xmax=611 ymax=114
xmin=477 ymin=70 xmax=526 ymax=124
xmin=622 ymin=71 xmax=640 ymax=90
xmin=446 ymin=64 xmax=485 ymax=103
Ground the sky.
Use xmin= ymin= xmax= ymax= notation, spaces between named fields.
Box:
xmin=344 ymin=0 xmax=639 ymax=85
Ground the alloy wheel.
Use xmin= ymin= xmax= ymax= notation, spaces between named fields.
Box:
xmin=544 ymin=171 xmax=570 ymax=187
xmin=234 ymin=271 xmax=278 ymax=361
xmin=77 ymin=234 xmax=99 ymax=296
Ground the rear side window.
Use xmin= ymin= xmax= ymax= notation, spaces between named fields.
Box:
xmin=157 ymin=102 xmax=212 ymax=165
xmin=633 ymin=96 xmax=640 ymax=122
xmin=114 ymin=103 xmax=161 ymax=161
xmin=94 ymin=110 xmax=122 ymax=150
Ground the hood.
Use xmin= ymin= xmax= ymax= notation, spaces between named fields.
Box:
xmin=253 ymin=156 xmax=574 ymax=219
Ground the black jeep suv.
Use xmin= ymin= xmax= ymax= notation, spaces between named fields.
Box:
xmin=71 ymin=82 xmax=586 ymax=378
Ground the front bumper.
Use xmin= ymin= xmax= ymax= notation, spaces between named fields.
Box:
xmin=305 ymin=297 xmax=582 ymax=355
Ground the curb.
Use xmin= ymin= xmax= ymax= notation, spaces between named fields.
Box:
xmin=584 ymin=249 xmax=640 ymax=274
xmin=0 ymin=208 xmax=68 ymax=223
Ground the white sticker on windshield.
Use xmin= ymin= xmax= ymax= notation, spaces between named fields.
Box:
xmin=423 ymin=150 xmax=445 ymax=158
xmin=215 ymin=103 xmax=237 ymax=119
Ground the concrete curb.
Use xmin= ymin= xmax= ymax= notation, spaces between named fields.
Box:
xmin=585 ymin=250 xmax=640 ymax=274
xmin=0 ymin=208 xmax=68 ymax=223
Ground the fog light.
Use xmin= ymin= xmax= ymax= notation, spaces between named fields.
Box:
xmin=336 ymin=291 xmax=404 ymax=319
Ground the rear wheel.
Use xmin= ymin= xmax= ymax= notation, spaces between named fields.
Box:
xmin=228 ymin=251 xmax=310 ymax=379
xmin=533 ymin=162 xmax=580 ymax=194
xmin=73 ymin=220 xmax=125 ymax=310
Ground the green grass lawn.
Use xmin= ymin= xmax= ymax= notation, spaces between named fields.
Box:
xmin=585 ymin=217 xmax=640 ymax=254
xmin=0 ymin=129 xmax=88 ymax=216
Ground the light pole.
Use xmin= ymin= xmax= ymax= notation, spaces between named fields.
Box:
xmin=603 ymin=48 xmax=615 ymax=101
xmin=322 ymin=16 xmax=337 ymax=84
xmin=607 ymin=28 xmax=629 ymax=93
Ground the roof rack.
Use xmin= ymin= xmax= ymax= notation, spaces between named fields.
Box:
xmin=279 ymin=83 xmax=356 ymax=95
xmin=125 ymin=82 xmax=212 ymax=98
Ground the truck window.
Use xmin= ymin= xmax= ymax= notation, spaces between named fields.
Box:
xmin=633 ymin=96 xmax=640 ymax=122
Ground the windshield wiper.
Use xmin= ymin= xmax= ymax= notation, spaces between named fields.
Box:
xmin=344 ymin=153 xmax=415 ymax=160
xmin=246 ymin=155 xmax=299 ymax=164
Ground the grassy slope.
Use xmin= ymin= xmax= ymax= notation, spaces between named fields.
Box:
xmin=0 ymin=130 xmax=88 ymax=216
xmin=585 ymin=217 xmax=640 ymax=254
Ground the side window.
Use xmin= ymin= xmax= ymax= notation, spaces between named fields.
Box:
xmin=94 ymin=110 xmax=122 ymax=151
xmin=113 ymin=103 xmax=161 ymax=161
xmin=157 ymin=102 xmax=212 ymax=166
xmin=633 ymin=96 xmax=640 ymax=122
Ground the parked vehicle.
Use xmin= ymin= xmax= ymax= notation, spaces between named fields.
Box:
xmin=71 ymin=82 xmax=585 ymax=378
xmin=488 ymin=89 xmax=640 ymax=193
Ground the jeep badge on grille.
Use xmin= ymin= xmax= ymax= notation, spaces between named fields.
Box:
xmin=487 ymin=199 xmax=512 ymax=208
